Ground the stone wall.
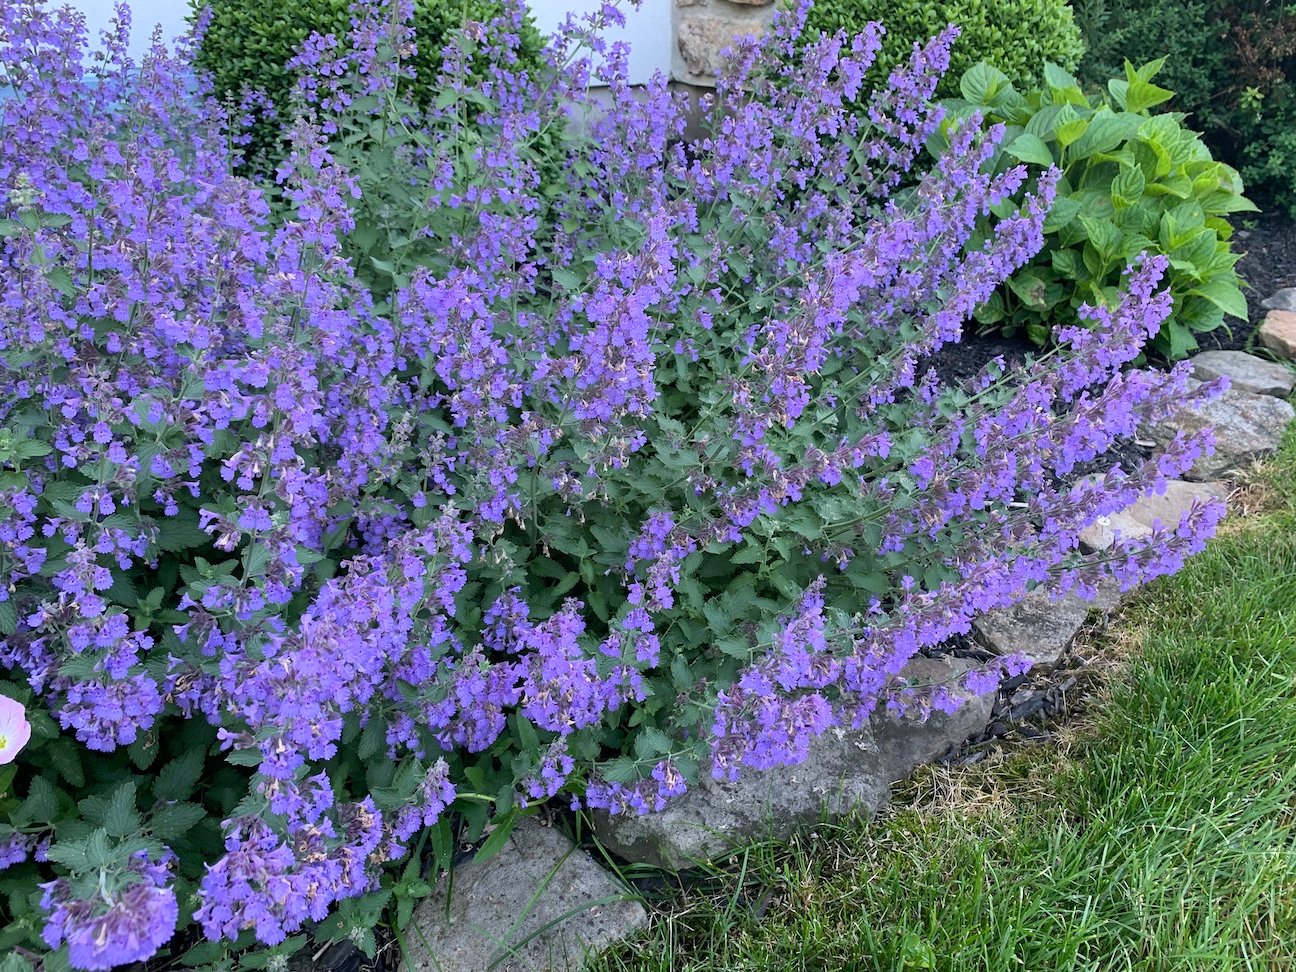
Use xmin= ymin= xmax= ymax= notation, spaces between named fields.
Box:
xmin=672 ymin=0 xmax=777 ymax=87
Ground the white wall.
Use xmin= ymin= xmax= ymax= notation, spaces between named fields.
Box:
xmin=527 ymin=0 xmax=671 ymax=86
xmin=69 ymin=0 xmax=194 ymax=58
xmin=62 ymin=0 xmax=675 ymax=83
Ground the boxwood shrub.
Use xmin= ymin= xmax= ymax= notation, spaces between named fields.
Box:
xmin=192 ymin=0 xmax=545 ymax=171
xmin=804 ymin=0 xmax=1085 ymax=98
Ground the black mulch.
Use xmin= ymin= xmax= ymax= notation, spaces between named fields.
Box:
xmin=288 ymin=942 xmax=376 ymax=972
xmin=924 ymin=327 xmax=1034 ymax=386
xmin=1204 ymin=213 xmax=1296 ymax=352
xmin=925 ymin=631 xmax=1094 ymax=767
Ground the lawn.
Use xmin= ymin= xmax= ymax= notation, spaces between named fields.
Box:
xmin=594 ymin=426 xmax=1296 ymax=972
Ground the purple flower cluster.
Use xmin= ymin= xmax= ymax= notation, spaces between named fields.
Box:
xmin=0 ymin=0 xmax=1231 ymax=965
xmin=40 ymin=851 xmax=178 ymax=972
xmin=195 ymin=797 xmax=384 ymax=945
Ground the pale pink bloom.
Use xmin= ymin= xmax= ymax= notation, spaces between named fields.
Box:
xmin=0 ymin=696 xmax=31 ymax=764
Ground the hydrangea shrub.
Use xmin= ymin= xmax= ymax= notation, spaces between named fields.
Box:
xmin=0 ymin=1 xmax=1225 ymax=969
xmin=943 ymin=58 xmax=1254 ymax=360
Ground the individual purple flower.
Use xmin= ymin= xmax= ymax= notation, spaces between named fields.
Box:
xmin=0 ymin=832 xmax=33 ymax=869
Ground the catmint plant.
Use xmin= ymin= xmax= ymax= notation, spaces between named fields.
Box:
xmin=0 ymin=0 xmax=1225 ymax=967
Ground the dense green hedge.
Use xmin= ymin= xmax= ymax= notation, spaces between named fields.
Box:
xmin=193 ymin=0 xmax=545 ymax=171
xmin=804 ymin=0 xmax=1085 ymax=97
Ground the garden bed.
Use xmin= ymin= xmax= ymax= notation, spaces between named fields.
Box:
xmin=0 ymin=3 xmax=1287 ymax=972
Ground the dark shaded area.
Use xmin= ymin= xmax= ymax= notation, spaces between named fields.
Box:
xmin=923 ymin=327 xmax=1035 ymax=387
xmin=1212 ymin=213 xmax=1296 ymax=352
xmin=288 ymin=941 xmax=377 ymax=972
xmin=929 ymin=629 xmax=1090 ymax=765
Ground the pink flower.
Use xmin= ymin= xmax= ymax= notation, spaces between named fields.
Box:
xmin=0 ymin=696 xmax=32 ymax=764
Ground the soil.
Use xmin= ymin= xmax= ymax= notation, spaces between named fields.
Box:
xmin=924 ymin=327 xmax=1035 ymax=387
xmin=1207 ymin=212 xmax=1296 ymax=352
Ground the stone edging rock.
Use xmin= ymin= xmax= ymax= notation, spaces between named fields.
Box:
xmin=401 ymin=344 xmax=1296 ymax=972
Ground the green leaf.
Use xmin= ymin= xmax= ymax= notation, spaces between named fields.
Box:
xmin=1068 ymin=109 xmax=1138 ymax=162
xmin=150 ymin=802 xmax=208 ymax=840
xmin=1112 ymin=165 xmax=1147 ymax=206
xmin=181 ymin=940 xmax=233 ymax=967
xmin=104 ymin=782 xmax=140 ymax=837
xmin=1132 ymin=56 xmax=1169 ymax=83
xmin=13 ymin=440 xmax=52 ymax=459
xmin=46 ymin=739 xmax=85 ymax=788
xmin=154 ymin=514 xmax=210 ymax=553
xmin=1125 ymin=77 xmax=1175 ymax=114
xmin=1079 ymin=214 xmax=1123 ymax=262
xmin=45 ymin=267 xmax=75 ymax=298
xmin=106 ymin=573 xmax=139 ymax=608
xmin=972 ymin=291 xmax=1006 ymax=326
xmin=515 ymin=715 xmax=539 ymax=754
xmin=43 ymin=841 xmax=90 ymax=870
xmin=633 ymin=726 xmax=672 ymax=760
xmin=1007 ymin=270 xmax=1060 ymax=311
xmin=1162 ymin=321 xmax=1198 ymax=359
xmin=1107 ymin=78 xmax=1129 ymax=111
xmin=1050 ymin=248 xmax=1084 ymax=279
xmin=154 ymin=748 xmax=207 ymax=802
xmin=1042 ymin=196 xmax=1082 ymax=233
xmin=1043 ymin=61 xmax=1081 ymax=94
xmin=551 ymin=267 xmax=582 ymax=291
xmin=16 ymin=776 xmax=58 ymax=825
xmin=429 ymin=817 xmax=453 ymax=875
xmin=1024 ymin=103 xmax=1067 ymax=141
xmin=0 ymin=952 xmax=36 ymax=972
xmin=1188 ymin=280 xmax=1248 ymax=320
xmin=473 ymin=811 xmax=519 ymax=865
xmin=1056 ymin=117 xmax=1089 ymax=149
xmin=959 ymin=62 xmax=1010 ymax=105
xmin=0 ymin=602 xmax=15 ymax=636
xmin=1004 ymin=133 xmax=1054 ymax=167
xmin=1025 ymin=321 xmax=1051 ymax=346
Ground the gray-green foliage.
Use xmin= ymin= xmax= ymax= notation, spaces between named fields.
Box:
xmin=944 ymin=59 xmax=1254 ymax=359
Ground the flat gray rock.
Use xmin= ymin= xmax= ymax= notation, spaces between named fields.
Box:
xmin=1079 ymin=480 xmax=1230 ymax=552
xmin=401 ymin=818 xmax=646 ymax=972
xmin=591 ymin=725 xmax=890 ymax=871
xmin=1144 ymin=383 xmax=1294 ymax=480
xmin=591 ymin=656 xmax=991 ymax=870
xmin=971 ymin=588 xmax=1092 ymax=668
xmin=1262 ymin=288 xmax=1296 ymax=312
xmin=871 ymin=656 xmax=996 ymax=780
xmin=1190 ymin=350 xmax=1295 ymax=398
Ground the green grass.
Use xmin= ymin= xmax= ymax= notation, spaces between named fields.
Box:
xmin=592 ymin=429 xmax=1296 ymax=972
